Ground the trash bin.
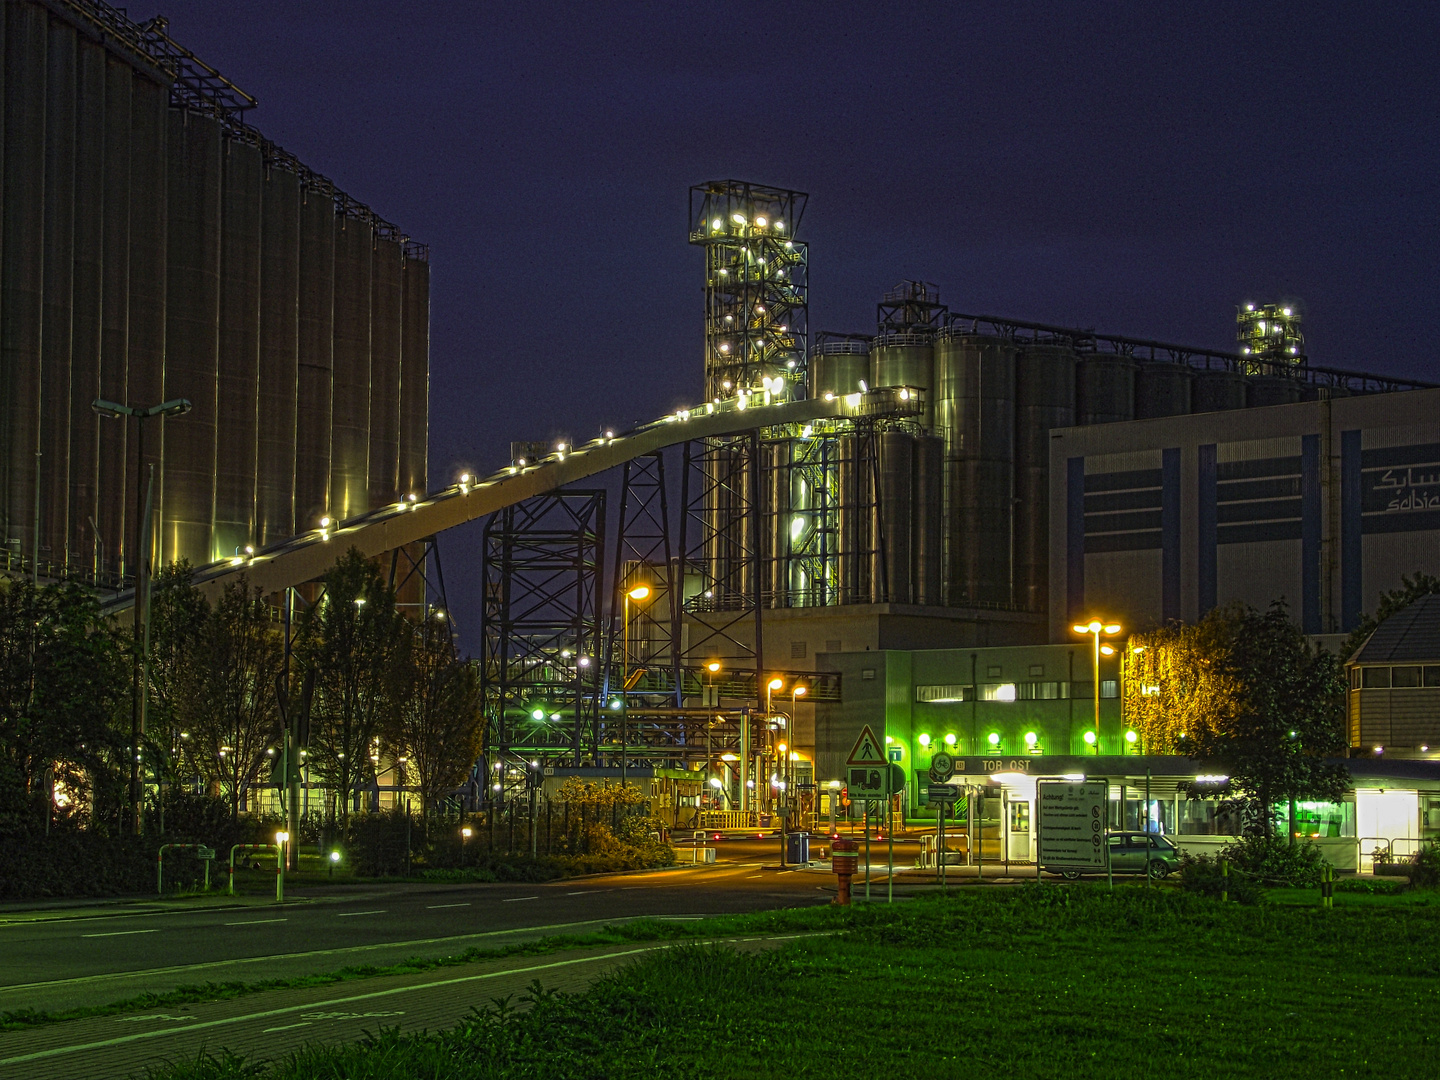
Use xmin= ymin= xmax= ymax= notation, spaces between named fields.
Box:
xmin=785 ymin=832 xmax=810 ymax=864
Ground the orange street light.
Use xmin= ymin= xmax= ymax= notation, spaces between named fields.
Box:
xmin=1072 ymin=618 xmax=1123 ymax=753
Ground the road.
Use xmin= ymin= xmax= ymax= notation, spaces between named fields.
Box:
xmin=0 ymin=862 xmax=831 ymax=1015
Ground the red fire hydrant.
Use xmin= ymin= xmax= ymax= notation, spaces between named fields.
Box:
xmin=832 ymin=835 xmax=859 ymax=906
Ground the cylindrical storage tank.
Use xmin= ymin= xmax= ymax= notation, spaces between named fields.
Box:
xmin=295 ymin=186 xmax=335 ymax=532
xmin=875 ymin=430 xmax=914 ymax=604
xmin=399 ymin=253 xmax=430 ymax=497
xmin=329 ymin=214 xmax=373 ymax=521
xmin=162 ymin=109 xmax=224 ymax=568
xmin=870 ymin=332 xmax=933 ymax=425
xmin=213 ymin=136 xmax=263 ymax=561
xmin=836 ymin=432 xmax=869 ymax=604
xmin=934 ymin=331 xmax=1016 ymax=607
xmin=368 ymin=238 xmax=404 ymax=508
xmin=1076 ymin=354 xmax=1136 ymax=425
xmin=69 ymin=35 xmax=108 ymax=579
xmin=257 ymin=165 xmax=301 ymax=547
xmin=2 ymin=2 xmax=49 ymax=573
xmin=39 ymin=16 xmax=78 ymax=574
xmin=1247 ymin=375 xmax=1303 ymax=408
xmin=1014 ymin=344 xmax=1076 ymax=613
xmin=1301 ymin=383 xmax=1351 ymax=402
xmin=763 ymin=438 xmax=793 ymax=608
xmin=1191 ymin=368 xmax=1247 ymax=414
xmin=808 ymin=338 xmax=869 ymax=399
xmin=912 ymin=434 xmax=943 ymax=606
xmin=1134 ymin=362 xmax=1193 ymax=419
xmin=96 ymin=54 xmax=133 ymax=582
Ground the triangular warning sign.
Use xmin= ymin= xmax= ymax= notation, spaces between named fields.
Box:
xmin=846 ymin=724 xmax=888 ymax=766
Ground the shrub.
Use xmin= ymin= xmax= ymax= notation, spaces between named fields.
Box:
xmin=1220 ymin=835 xmax=1327 ymax=886
xmin=1408 ymin=843 xmax=1440 ymax=890
xmin=1175 ymin=853 xmax=1263 ymax=904
xmin=1335 ymin=875 xmax=1406 ymax=895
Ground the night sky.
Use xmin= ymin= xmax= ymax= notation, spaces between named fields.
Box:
xmin=151 ymin=1 xmax=1439 ymax=648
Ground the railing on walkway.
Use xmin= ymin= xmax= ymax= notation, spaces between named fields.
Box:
xmin=700 ymin=810 xmax=760 ymax=830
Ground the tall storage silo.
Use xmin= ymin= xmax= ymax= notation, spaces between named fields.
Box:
xmin=162 ymin=108 xmax=223 ymax=568
xmin=874 ymin=429 xmax=914 ymax=603
xmin=1247 ymin=376 xmax=1303 ymax=408
xmin=1 ymin=1 xmax=48 ymax=572
xmin=913 ymin=433 xmax=943 ymax=606
xmin=808 ymin=337 xmax=869 ymax=399
xmin=1134 ymin=361 xmax=1193 ymax=419
xmin=294 ymin=186 xmax=334 ymax=531
xmin=329 ymin=214 xmax=373 ymax=522
xmin=126 ymin=73 xmax=170 ymax=563
xmin=836 ymin=430 xmax=870 ymax=604
xmin=935 ymin=331 xmax=1016 ymax=606
xmin=96 ymin=53 xmax=133 ymax=580
xmin=399 ymin=254 xmax=429 ymax=499
xmin=256 ymin=164 xmax=300 ymax=547
xmin=870 ymin=333 xmax=933 ymax=425
xmin=1077 ymin=354 xmax=1136 ymax=425
xmin=763 ymin=438 xmax=793 ymax=607
xmin=1014 ymin=344 xmax=1076 ymax=612
xmin=213 ymin=136 xmax=263 ymax=560
xmin=39 ymin=15 xmax=78 ymax=574
xmin=368 ymin=238 xmax=404 ymax=508
xmin=69 ymin=34 xmax=107 ymax=577
xmin=1191 ymin=368 xmax=1247 ymax=413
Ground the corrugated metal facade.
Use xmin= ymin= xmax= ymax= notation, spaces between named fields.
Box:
xmin=0 ymin=0 xmax=429 ymax=586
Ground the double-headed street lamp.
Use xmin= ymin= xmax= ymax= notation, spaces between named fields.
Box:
xmin=93 ymin=397 xmax=191 ymax=835
xmin=619 ymin=583 xmax=653 ymax=790
xmin=1072 ymin=618 xmax=1121 ymax=754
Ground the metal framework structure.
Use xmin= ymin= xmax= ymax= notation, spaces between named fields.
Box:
xmin=479 ymin=491 xmax=605 ymax=765
xmin=1236 ymin=302 xmax=1305 ymax=370
xmin=878 ymin=280 xmax=948 ymax=334
xmin=387 ymin=536 xmax=450 ymax=622
xmin=689 ymin=181 xmax=808 ymax=401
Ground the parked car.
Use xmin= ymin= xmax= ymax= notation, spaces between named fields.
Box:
xmin=1050 ymin=832 xmax=1183 ymax=880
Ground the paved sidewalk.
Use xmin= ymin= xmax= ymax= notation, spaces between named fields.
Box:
xmin=0 ymin=933 xmax=805 ymax=1079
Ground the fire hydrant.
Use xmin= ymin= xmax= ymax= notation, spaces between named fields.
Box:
xmin=832 ymin=835 xmax=859 ymax=906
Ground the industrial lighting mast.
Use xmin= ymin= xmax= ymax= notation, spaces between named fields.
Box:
xmin=689 ymin=181 xmax=809 ymax=402
xmin=1237 ymin=302 xmax=1305 ymax=372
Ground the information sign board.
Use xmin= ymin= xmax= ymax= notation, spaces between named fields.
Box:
xmin=846 ymin=765 xmax=888 ymax=799
xmin=928 ymin=752 xmax=956 ymax=784
xmin=1036 ymin=779 xmax=1108 ymax=869
xmin=926 ymin=785 xmax=960 ymax=803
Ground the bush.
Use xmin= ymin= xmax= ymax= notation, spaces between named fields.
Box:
xmin=1220 ymin=835 xmax=1327 ymax=886
xmin=1408 ymin=843 xmax=1440 ymax=890
xmin=1335 ymin=875 xmax=1406 ymax=895
xmin=1175 ymin=853 xmax=1263 ymax=904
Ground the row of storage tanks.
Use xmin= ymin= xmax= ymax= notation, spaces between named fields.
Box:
xmin=801 ymin=330 xmax=1318 ymax=610
xmin=0 ymin=1 xmax=428 ymax=584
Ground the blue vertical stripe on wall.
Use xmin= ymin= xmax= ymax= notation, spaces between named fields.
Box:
xmin=1301 ymin=433 xmax=1322 ymax=633
xmin=1162 ymin=447 xmax=1181 ymax=621
xmin=1067 ymin=456 xmax=1085 ymax=620
xmin=1198 ymin=444 xmax=1217 ymax=615
xmin=1341 ymin=428 xmax=1363 ymax=630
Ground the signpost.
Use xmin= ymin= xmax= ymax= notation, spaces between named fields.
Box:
xmin=1036 ymin=779 xmax=1108 ymax=884
xmin=928 ymin=753 xmax=957 ymax=888
xmin=845 ymin=725 xmax=888 ymax=901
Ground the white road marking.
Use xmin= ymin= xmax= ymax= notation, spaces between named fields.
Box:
xmin=224 ymin=919 xmax=288 ymax=926
xmin=424 ymin=903 xmax=470 ymax=910
xmin=335 ymin=910 xmax=386 ymax=917
xmin=81 ymin=929 xmax=160 ymax=938
xmin=746 ymin=874 xmax=763 ymax=879
xmin=261 ymin=1021 xmax=311 ymax=1033
xmin=500 ymin=896 xmax=538 ymax=903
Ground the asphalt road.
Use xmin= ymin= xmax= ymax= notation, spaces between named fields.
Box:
xmin=0 ymin=863 xmax=831 ymax=1015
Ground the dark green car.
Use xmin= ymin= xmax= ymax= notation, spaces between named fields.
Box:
xmin=1054 ymin=832 xmax=1183 ymax=880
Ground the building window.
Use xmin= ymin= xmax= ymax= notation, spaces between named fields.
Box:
xmin=917 ymin=684 xmax=974 ymax=703
xmin=1101 ymin=680 xmax=1118 ymax=699
xmin=790 ymin=641 xmax=807 ymax=659
xmin=825 ymin=639 xmax=842 ymax=654
xmin=1016 ymin=681 xmax=1066 ymax=700
xmin=981 ymin=683 xmax=1018 ymax=702
xmin=1362 ymin=667 xmax=1392 ymax=689
xmin=1028 ymin=664 xmax=1045 ymax=677
xmin=986 ymin=665 xmax=1003 ymax=678
xmin=861 ymin=668 xmax=875 ymax=680
xmin=1426 ymin=667 xmax=1440 ymax=687
xmin=1393 ymin=666 xmax=1422 ymax=688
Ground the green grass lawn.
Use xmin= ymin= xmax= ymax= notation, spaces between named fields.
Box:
xmin=149 ymin=884 xmax=1440 ymax=1079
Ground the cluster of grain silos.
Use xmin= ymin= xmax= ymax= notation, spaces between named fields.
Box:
xmin=0 ymin=0 xmax=428 ymax=587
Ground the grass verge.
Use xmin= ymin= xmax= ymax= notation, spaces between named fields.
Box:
xmin=138 ymin=883 xmax=1440 ymax=1079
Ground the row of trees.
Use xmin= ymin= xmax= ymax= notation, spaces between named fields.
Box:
xmin=0 ymin=548 xmax=485 ymax=837
xmin=1124 ymin=601 xmax=1349 ymax=838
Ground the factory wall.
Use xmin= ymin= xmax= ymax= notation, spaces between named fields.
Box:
xmin=0 ymin=0 xmax=429 ymax=587
xmin=1049 ymin=387 xmax=1440 ymax=641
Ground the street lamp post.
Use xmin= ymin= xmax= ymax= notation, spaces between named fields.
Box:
xmin=93 ymin=397 xmax=191 ymax=835
xmin=620 ymin=583 xmax=652 ymax=793
xmin=1071 ymin=618 xmax=1121 ymax=754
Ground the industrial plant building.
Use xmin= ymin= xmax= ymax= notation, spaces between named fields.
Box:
xmin=0 ymin=0 xmax=429 ymax=590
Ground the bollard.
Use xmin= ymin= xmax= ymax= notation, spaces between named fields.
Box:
xmin=832 ymin=836 xmax=859 ymax=906
xmin=1220 ymin=857 xmax=1228 ymax=903
xmin=1321 ymin=864 xmax=1334 ymax=909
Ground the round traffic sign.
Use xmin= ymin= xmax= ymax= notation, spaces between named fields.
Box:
xmin=929 ymin=751 xmax=955 ymax=783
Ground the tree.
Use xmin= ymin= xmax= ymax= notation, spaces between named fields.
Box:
xmin=382 ymin=613 xmax=485 ymax=815
xmin=296 ymin=549 xmax=407 ymax=834
xmin=1126 ymin=602 xmax=1348 ymax=838
xmin=1340 ymin=571 xmax=1440 ymax=660
xmin=146 ymin=561 xmax=209 ymax=795
xmin=0 ymin=580 xmax=128 ymax=830
xmin=179 ymin=578 xmax=283 ymax=821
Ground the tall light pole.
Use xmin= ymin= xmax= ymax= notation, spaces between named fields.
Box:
xmin=1071 ymin=618 xmax=1121 ymax=755
xmin=765 ymin=677 xmax=783 ymax=815
xmin=93 ymin=397 xmax=191 ymax=835
xmin=620 ymin=583 xmax=652 ymax=792
xmin=789 ymin=683 xmax=807 ymax=826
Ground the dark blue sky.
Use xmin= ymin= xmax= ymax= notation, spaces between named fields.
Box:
xmin=154 ymin=1 xmax=1439 ymax=646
